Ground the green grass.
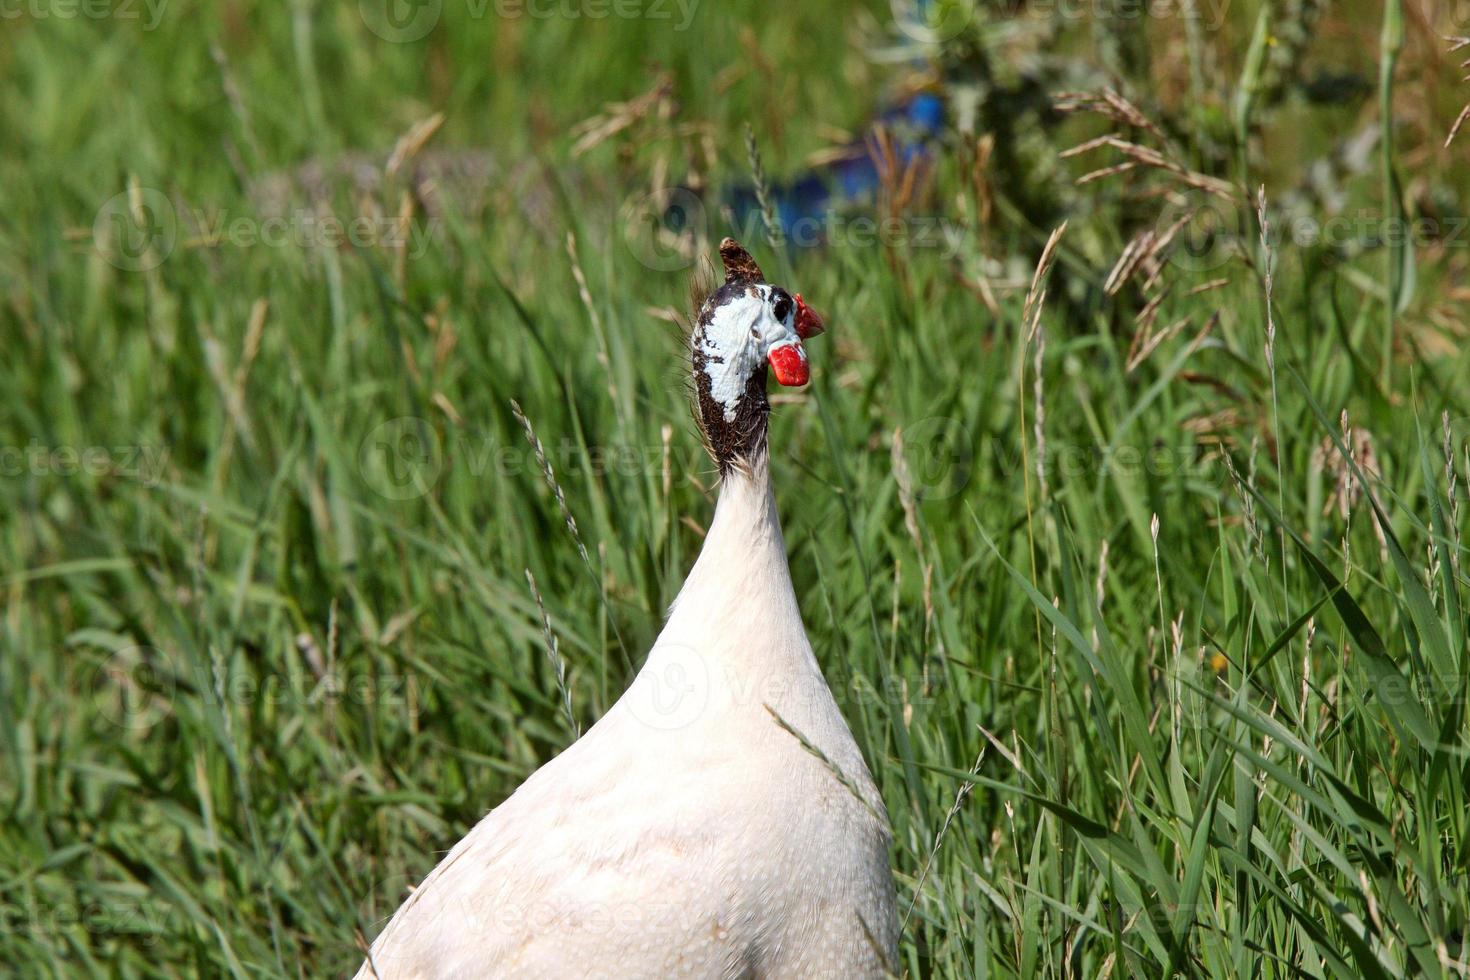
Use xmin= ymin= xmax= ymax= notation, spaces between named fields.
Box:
xmin=3 ymin=0 xmax=1470 ymax=976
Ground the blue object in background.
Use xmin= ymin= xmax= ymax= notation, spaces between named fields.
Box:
xmin=724 ymin=91 xmax=946 ymax=246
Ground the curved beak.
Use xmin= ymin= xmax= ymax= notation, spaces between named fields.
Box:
xmin=794 ymin=294 xmax=824 ymax=339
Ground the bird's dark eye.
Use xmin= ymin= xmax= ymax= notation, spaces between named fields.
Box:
xmin=771 ymin=291 xmax=793 ymax=323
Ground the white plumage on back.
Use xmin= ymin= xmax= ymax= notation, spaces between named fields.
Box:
xmin=355 ymin=240 xmax=896 ymax=979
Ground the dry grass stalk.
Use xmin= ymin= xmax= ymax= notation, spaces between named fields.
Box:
xmin=1444 ymin=411 xmax=1462 ymax=577
xmin=1138 ymin=211 xmax=1198 ymax=293
xmin=205 ymin=296 xmax=268 ymax=509
xmin=1446 ymin=37 xmax=1470 ymax=148
xmin=1134 ymin=287 xmax=1171 ymax=336
xmin=393 ymin=189 xmax=413 ymax=288
xmin=431 ymin=392 xmax=462 ymax=426
xmin=1315 ymin=416 xmax=1382 ymax=521
xmin=386 ymin=113 xmax=445 ymax=178
xmin=900 ymin=744 xmax=985 ymax=940
xmin=1223 ymin=451 xmax=1263 ymax=558
xmin=1076 ymin=160 xmax=1139 ymax=185
xmin=868 ymin=124 xmax=929 ymax=227
xmin=1127 ymin=315 xmax=1193 ymax=374
xmin=1103 ymin=226 xmax=1154 ymax=295
xmin=1022 ymin=224 xmax=1065 ymax=504
xmin=1104 ymin=208 xmax=1193 ymax=296
xmin=209 ymin=42 xmax=263 ymax=167
xmin=957 ymin=269 xmax=1001 ymax=316
xmin=1053 ymin=89 xmax=1164 ymax=140
xmin=1184 ymin=311 xmax=1220 ymax=358
xmin=970 ymin=133 xmax=995 ymax=232
xmin=429 ymin=309 xmax=459 ymax=371
xmin=575 ymin=73 xmax=715 ymax=208
xmin=1022 ymin=223 xmax=1068 ymax=340
xmin=1056 ymin=91 xmax=1234 ymax=199
xmin=1256 ymin=186 xmax=1277 ymax=375
xmin=1033 ymin=316 xmax=1048 ymax=500
xmin=745 ymin=123 xmax=783 ymax=249
xmin=764 ymin=706 xmax=886 ymax=827
xmin=1057 ymin=132 xmax=1119 ymax=158
xmin=1187 ymin=278 xmax=1230 ymax=296
xmin=570 ymin=72 xmax=675 ymax=157
xmin=1064 ymin=133 xmax=1235 ymax=199
xmin=891 ymin=427 xmax=923 ymax=554
xmin=510 ymin=397 xmax=593 ymax=574
xmin=525 ymin=568 xmax=578 ymax=738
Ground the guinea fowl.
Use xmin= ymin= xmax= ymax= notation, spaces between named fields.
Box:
xmin=355 ymin=239 xmax=897 ymax=979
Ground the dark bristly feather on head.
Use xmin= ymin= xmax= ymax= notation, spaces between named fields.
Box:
xmin=719 ymin=236 xmax=766 ymax=285
xmin=690 ymin=239 xmax=771 ymax=476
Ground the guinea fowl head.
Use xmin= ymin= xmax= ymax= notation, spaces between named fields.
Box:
xmin=691 ymin=238 xmax=825 ymax=473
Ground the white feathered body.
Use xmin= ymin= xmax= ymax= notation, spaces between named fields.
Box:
xmin=356 ymin=464 xmax=897 ymax=979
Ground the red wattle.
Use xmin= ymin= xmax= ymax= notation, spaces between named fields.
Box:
xmin=767 ymin=343 xmax=809 ymax=387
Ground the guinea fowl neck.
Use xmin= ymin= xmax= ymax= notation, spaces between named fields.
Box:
xmin=665 ymin=449 xmax=803 ymax=647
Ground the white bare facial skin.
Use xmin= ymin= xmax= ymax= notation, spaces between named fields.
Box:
xmin=694 ymin=285 xmax=804 ymax=422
